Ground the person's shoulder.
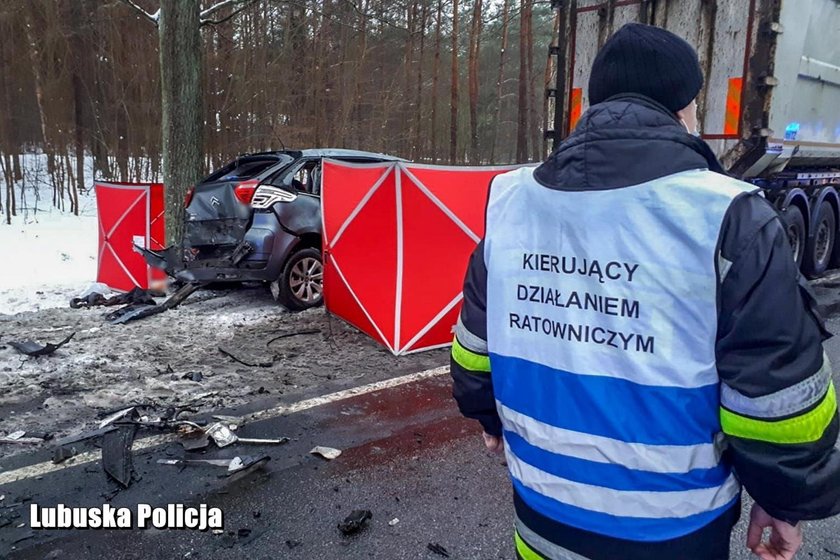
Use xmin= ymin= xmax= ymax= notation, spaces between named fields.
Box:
xmin=719 ymin=188 xmax=781 ymax=262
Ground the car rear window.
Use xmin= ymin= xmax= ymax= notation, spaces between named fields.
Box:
xmin=202 ymin=155 xmax=292 ymax=183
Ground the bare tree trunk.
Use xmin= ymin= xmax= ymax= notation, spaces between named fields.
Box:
xmin=430 ymin=0 xmax=442 ymax=163
xmin=468 ymin=0 xmax=482 ymax=163
xmin=412 ymin=1 xmax=428 ymax=160
xmin=516 ymin=0 xmax=529 ymax=162
xmin=68 ymin=0 xmax=87 ymax=206
xmin=490 ymin=0 xmax=510 ymax=164
xmin=449 ymin=0 xmax=459 ymax=165
xmin=159 ymin=0 xmax=203 ymax=245
xmin=24 ymin=5 xmax=55 ymax=189
xmin=3 ymin=153 xmax=12 ymax=224
xmin=525 ymin=0 xmax=538 ymax=161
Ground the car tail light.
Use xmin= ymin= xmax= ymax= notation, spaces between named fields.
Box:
xmin=233 ymin=179 xmax=261 ymax=205
xmin=251 ymin=185 xmax=298 ymax=209
xmin=184 ymin=187 xmax=195 ymax=208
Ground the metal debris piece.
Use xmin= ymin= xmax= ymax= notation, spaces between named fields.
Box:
xmin=0 ymin=431 xmax=44 ymax=444
xmin=99 ymin=407 xmax=137 ymax=429
xmin=9 ymin=333 xmax=75 ymax=357
xmin=427 ymin=543 xmax=450 ymax=557
xmin=205 ymin=423 xmax=289 ymax=448
xmin=338 ymin=510 xmax=372 ymax=535
xmin=53 ymin=426 xmax=117 ymax=447
xmin=157 ymin=455 xmax=270 ymax=474
xmin=212 ymin=415 xmax=243 ymax=429
xmin=181 ymin=433 xmax=211 ymax=452
xmin=102 ymin=425 xmax=136 ymax=488
xmin=388 ymin=518 xmax=400 ymax=527
xmin=310 ymin=446 xmax=342 ymax=460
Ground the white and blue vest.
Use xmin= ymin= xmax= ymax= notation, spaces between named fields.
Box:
xmin=484 ymin=167 xmax=753 ymax=542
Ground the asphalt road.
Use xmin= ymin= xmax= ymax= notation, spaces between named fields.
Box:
xmin=3 ymin=317 xmax=840 ymax=559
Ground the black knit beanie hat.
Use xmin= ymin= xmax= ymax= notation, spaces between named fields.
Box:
xmin=588 ymin=23 xmax=703 ymax=113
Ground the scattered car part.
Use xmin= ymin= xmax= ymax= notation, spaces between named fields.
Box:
xmin=427 ymin=543 xmax=451 ymax=557
xmin=157 ymin=455 xmax=269 ymax=474
xmin=218 ymin=347 xmax=275 ymax=368
xmin=310 ymin=446 xmax=342 ymax=460
xmin=204 ymin=423 xmax=289 ymax=448
xmin=53 ymin=426 xmax=117 ymax=447
xmin=99 ymin=407 xmax=138 ymax=429
xmin=266 ymin=329 xmax=321 ymax=347
xmin=212 ymin=415 xmax=243 ymax=429
xmin=181 ymin=433 xmax=211 ymax=452
xmin=52 ymin=445 xmax=78 ymax=464
xmin=0 ymin=431 xmax=44 ymax=444
xmin=338 ymin=510 xmax=372 ymax=536
xmin=105 ymin=282 xmax=202 ymax=324
xmin=9 ymin=333 xmax=75 ymax=357
xmin=102 ymin=425 xmax=136 ymax=488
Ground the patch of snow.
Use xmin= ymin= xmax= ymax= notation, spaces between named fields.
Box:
xmin=0 ymin=154 xmax=99 ymax=315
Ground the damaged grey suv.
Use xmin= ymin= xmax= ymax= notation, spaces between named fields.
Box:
xmin=140 ymin=149 xmax=403 ymax=310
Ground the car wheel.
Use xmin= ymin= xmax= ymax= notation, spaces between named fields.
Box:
xmin=278 ymin=247 xmax=323 ymax=311
xmin=781 ymin=204 xmax=806 ymax=270
xmin=803 ymin=201 xmax=836 ymax=279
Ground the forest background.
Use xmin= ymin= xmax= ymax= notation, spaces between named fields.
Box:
xmin=0 ymin=0 xmax=559 ymax=233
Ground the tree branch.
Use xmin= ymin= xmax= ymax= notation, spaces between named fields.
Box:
xmin=200 ymin=0 xmax=253 ymax=21
xmin=200 ymin=0 xmax=260 ymax=26
xmin=120 ymin=0 xmax=159 ymax=24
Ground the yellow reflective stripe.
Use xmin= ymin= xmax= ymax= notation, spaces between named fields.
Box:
xmin=721 ymin=382 xmax=838 ymax=444
xmin=451 ymin=336 xmax=491 ymax=373
xmin=515 ymin=531 xmax=546 ymax=560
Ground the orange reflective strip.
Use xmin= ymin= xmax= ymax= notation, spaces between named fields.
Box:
xmin=569 ymin=88 xmax=583 ymax=133
xmin=724 ymin=77 xmax=743 ymax=135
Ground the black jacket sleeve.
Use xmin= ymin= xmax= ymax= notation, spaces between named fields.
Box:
xmin=450 ymin=240 xmax=502 ymax=436
xmin=716 ymin=193 xmax=840 ymax=522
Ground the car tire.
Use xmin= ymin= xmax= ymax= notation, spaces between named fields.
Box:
xmin=803 ymin=201 xmax=836 ymax=279
xmin=278 ymin=247 xmax=324 ymax=311
xmin=781 ymin=204 xmax=806 ymax=271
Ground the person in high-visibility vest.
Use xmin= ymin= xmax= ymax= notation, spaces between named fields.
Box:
xmin=451 ymin=23 xmax=840 ymax=560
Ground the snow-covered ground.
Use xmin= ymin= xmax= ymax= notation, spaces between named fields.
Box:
xmin=0 ymin=155 xmax=98 ymax=315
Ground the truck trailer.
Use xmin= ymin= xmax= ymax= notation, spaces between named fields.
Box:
xmin=546 ymin=0 xmax=840 ymax=277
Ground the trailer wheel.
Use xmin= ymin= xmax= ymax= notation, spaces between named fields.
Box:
xmin=803 ymin=201 xmax=836 ymax=279
xmin=781 ymin=205 xmax=806 ymax=270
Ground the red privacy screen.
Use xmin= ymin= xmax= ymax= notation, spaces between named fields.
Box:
xmin=95 ymin=181 xmax=165 ymax=292
xmin=321 ymin=160 xmax=523 ymax=355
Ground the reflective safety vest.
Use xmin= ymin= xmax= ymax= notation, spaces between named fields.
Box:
xmin=484 ymin=167 xmax=754 ymax=541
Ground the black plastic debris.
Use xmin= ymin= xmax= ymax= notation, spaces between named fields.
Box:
xmin=182 ymin=371 xmax=203 ymax=382
xmin=105 ymin=283 xmax=200 ymax=324
xmin=102 ymin=425 xmax=136 ymax=488
xmin=427 ymin=543 xmax=450 ymax=557
xmin=285 ymin=540 xmax=302 ymax=550
xmin=52 ymin=445 xmax=78 ymax=464
xmin=338 ymin=510 xmax=372 ymax=536
xmin=104 ymin=303 xmax=159 ymax=324
xmin=9 ymin=333 xmax=75 ymax=357
xmin=71 ymin=287 xmax=160 ymax=309
xmin=53 ymin=426 xmax=117 ymax=447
